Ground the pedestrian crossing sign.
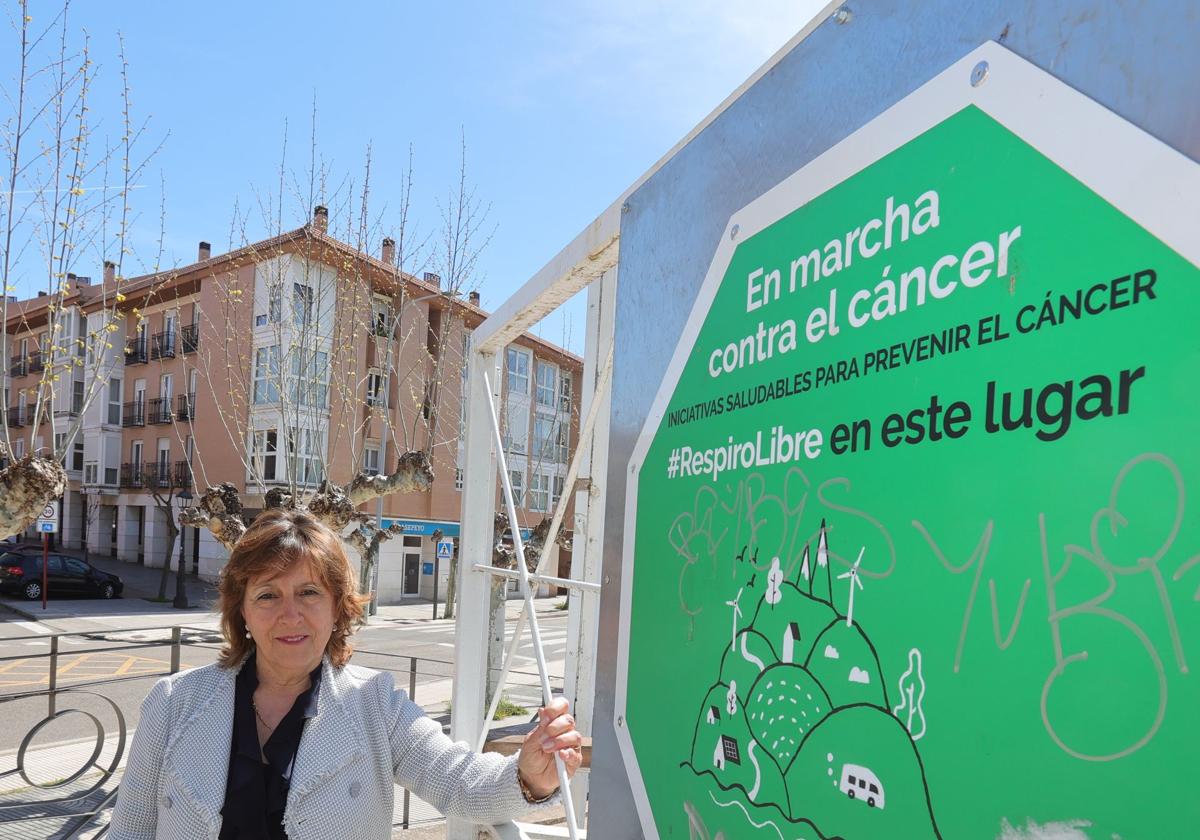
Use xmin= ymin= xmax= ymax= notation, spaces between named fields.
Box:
xmin=436 ymin=539 xmax=454 ymax=560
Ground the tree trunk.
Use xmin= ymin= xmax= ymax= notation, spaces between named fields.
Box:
xmin=442 ymin=554 xmax=458 ymax=620
xmin=157 ymin=520 xmax=179 ymax=601
xmin=484 ymin=577 xmax=508 ymax=702
xmin=359 ymin=537 xmax=380 ymax=604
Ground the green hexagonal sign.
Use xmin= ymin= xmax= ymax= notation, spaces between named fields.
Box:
xmin=617 ymin=43 xmax=1200 ymax=839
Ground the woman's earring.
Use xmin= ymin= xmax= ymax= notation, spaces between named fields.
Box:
xmin=245 ymin=628 xmax=252 ymax=639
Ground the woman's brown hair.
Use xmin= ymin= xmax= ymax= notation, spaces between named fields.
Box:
xmin=217 ymin=508 xmax=368 ymax=668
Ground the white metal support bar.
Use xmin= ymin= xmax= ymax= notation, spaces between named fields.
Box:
xmin=562 ymin=266 xmax=616 ymax=825
xmin=475 ymin=345 xmax=614 ymax=750
xmin=481 ymin=371 xmax=580 ymax=840
xmin=449 ymin=348 xmax=503 ymax=840
xmin=473 ymin=565 xmax=602 ymax=593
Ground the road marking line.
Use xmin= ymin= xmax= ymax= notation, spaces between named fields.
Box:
xmin=14 ymin=621 xmax=50 ymax=635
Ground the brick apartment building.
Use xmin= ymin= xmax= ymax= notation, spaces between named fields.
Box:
xmin=1 ymin=208 xmax=581 ymax=603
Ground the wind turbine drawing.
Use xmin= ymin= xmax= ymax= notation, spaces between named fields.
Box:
xmin=725 ymin=587 xmax=744 ymax=652
xmin=837 ymin=548 xmax=866 ymax=628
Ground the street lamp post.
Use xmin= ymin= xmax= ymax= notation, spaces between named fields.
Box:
xmin=173 ymin=489 xmax=194 ymax=609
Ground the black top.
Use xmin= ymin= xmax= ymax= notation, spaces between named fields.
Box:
xmin=219 ymin=655 xmax=322 ymax=840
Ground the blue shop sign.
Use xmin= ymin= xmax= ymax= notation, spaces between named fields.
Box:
xmin=381 ymin=519 xmax=460 ymax=537
xmin=380 ymin=519 xmax=532 ymax=540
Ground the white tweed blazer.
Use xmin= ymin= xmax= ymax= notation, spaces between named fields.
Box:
xmin=108 ymin=657 xmax=536 ymax=839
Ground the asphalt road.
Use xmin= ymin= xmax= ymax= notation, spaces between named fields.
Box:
xmin=0 ymin=603 xmax=568 ymax=752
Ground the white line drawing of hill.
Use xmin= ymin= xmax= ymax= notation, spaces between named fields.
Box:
xmin=682 ymin=528 xmax=941 ymax=839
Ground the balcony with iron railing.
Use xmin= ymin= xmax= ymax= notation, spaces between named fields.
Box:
xmin=122 ymin=400 xmax=145 ymax=427
xmin=176 ymin=392 xmax=196 ymax=421
xmin=150 ymin=331 xmax=176 ymax=360
xmin=8 ymin=357 xmax=27 ymax=377
xmin=119 ymin=461 xmax=147 ymax=489
xmin=148 ymin=397 xmax=173 ymax=424
xmin=119 ymin=460 xmax=194 ymax=491
xmin=6 ymin=406 xmax=26 ymax=427
xmin=125 ymin=336 xmax=148 ymax=364
xmin=27 ymin=352 xmax=45 ymax=373
xmin=174 ymin=460 xmax=193 ymax=490
xmin=181 ymin=322 xmax=199 ymax=353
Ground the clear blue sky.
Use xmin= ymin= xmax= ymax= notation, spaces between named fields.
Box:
xmin=6 ymin=1 xmax=826 ymax=352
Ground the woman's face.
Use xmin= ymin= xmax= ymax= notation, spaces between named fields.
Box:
xmin=241 ymin=558 xmax=337 ymax=680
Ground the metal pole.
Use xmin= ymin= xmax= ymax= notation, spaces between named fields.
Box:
xmin=41 ymin=531 xmax=48 ymax=610
xmin=402 ymin=657 xmax=417 ymax=828
xmin=48 ymin=636 xmax=58 ymax=715
xmin=170 ymin=627 xmax=181 ymax=674
xmin=432 ymin=551 xmax=441 ymax=620
xmin=482 ymin=371 xmax=579 ymax=840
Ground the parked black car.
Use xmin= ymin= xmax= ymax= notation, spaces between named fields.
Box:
xmin=0 ymin=552 xmax=124 ymax=601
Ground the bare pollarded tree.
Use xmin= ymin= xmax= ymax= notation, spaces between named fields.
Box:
xmin=1 ymin=2 xmax=164 ymax=540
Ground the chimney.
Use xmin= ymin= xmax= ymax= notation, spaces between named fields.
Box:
xmin=313 ymin=205 xmax=329 ymax=233
xmin=381 ymin=237 xmax=395 ymax=265
xmin=104 ymin=260 xmax=116 ymax=284
xmin=74 ymin=275 xmax=91 ymax=286
xmin=423 ymin=272 xmax=441 ymax=287
xmin=198 ymin=241 xmax=211 ymax=261
xmin=468 ymin=291 xmax=480 ymax=307
xmin=37 ymin=291 xmax=47 ymax=298
xmin=67 ymin=272 xmax=77 ymax=290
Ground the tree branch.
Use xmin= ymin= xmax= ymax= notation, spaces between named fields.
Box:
xmin=179 ymin=482 xmax=246 ymax=552
xmin=344 ymin=449 xmax=434 ymax=506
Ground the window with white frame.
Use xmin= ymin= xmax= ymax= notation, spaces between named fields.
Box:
xmin=72 ymin=439 xmax=84 ymax=472
xmin=366 ymin=368 xmax=386 ymax=407
xmin=107 ymin=377 xmax=122 ymax=425
xmin=84 ymin=462 xmax=98 ymax=484
xmin=157 ymin=439 xmax=171 ymax=483
xmin=250 ymin=429 xmax=279 ymax=482
xmin=530 ymin=472 xmax=552 ymax=513
xmin=552 ymin=475 xmax=565 ymax=508
xmin=556 ymin=421 xmax=570 ymax=463
xmin=533 ymin=416 xmax=556 ymax=460
xmin=559 ymin=374 xmax=573 ymax=413
xmin=287 ymin=427 xmax=324 ymax=485
xmin=268 ymin=282 xmax=282 ymax=323
xmin=506 ymin=347 xmax=530 ymax=395
xmin=72 ymin=379 xmax=84 ymax=415
xmin=504 ymin=402 xmax=528 ymax=455
xmin=54 ymin=433 xmax=66 ymax=466
xmin=363 ymin=443 xmax=381 ymax=475
xmin=293 ymin=282 xmax=315 ymax=328
xmin=535 ymin=361 xmax=557 ymax=409
xmin=372 ymin=301 xmax=390 ymax=338
xmin=12 ymin=438 xmax=24 ymax=458
xmin=507 ymin=468 xmax=525 ymax=507
xmin=290 ymin=348 xmax=329 ymax=408
xmin=253 ymin=346 xmax=281 ymax=404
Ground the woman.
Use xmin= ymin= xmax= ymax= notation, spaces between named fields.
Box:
xmin=109 ymin=509 xmax=582 ymax=839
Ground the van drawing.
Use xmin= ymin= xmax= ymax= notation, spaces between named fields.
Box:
xmin=839 ymin=763 xmax=885 ymax=809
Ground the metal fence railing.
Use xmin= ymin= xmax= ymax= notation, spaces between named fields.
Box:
xmin=0 ymin=624 xmax=511 ymax=838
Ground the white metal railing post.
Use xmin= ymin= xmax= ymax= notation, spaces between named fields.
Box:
xmin=563 ymin=266 xmax=616 ymax=825
xmin=448 ymin=347 xmax=503 ymax=840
